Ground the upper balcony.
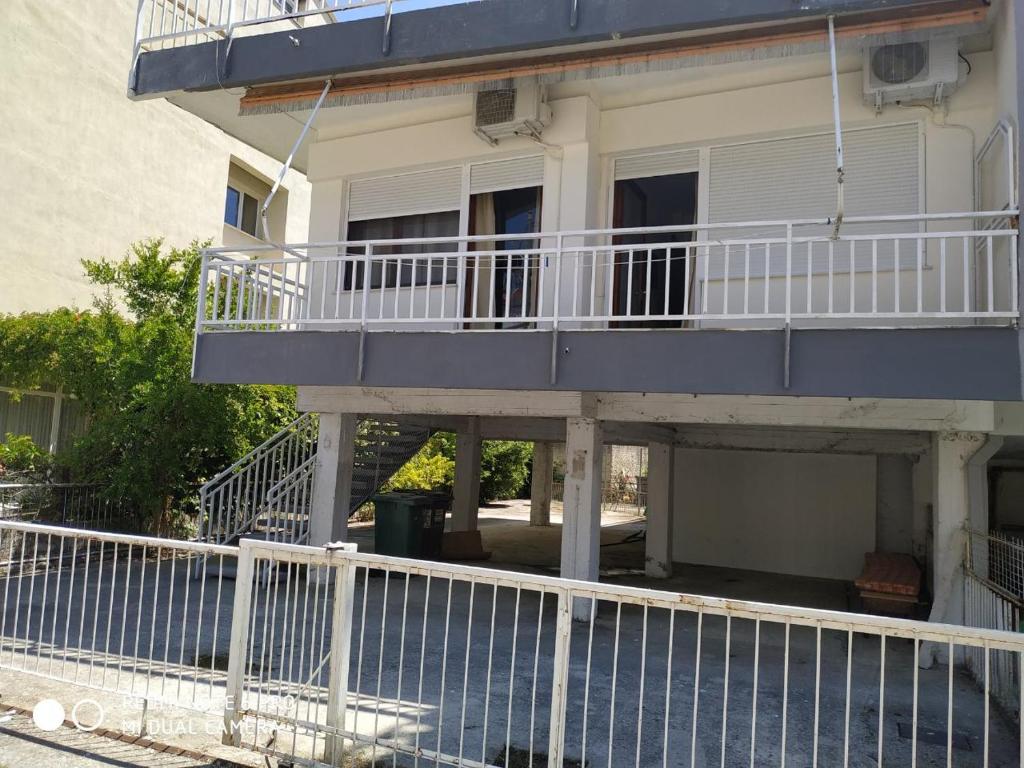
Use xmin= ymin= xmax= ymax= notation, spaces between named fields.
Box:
xmin=192 ymin=210 xmax=1024 ymax=401
xmin=133 ymin=0 xmax=1024 ymax=401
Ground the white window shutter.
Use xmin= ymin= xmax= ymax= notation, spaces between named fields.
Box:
xmin=706 ymin=123 xmax=920 ymax=277
xmin=469 ymin=155 xmax=546 ymax=194
xmin=348 ymin=166 xmax=463 ymax=221
xmin=615 ymin=149 xmax=701 ymax=181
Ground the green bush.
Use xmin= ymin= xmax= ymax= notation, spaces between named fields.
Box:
xmin=386 ymin=436 xmax=455 ymax=492
xmin=0 ymin=240 xmax=296 ymax=534
xmin=479 ymin=440 xmax=533 ymax=502
xmin=384 ymin=433 xmax=533 ymax=504
xmin=0 ymin=433 xmax=50 ymax=477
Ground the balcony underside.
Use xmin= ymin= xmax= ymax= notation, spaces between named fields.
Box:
xmin=193 ymin=327 xmax=1024 ymax=401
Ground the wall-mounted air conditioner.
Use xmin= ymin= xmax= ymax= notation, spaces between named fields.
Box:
xmin=863 ymin=37 xmax=961 ymax=110
xmin=473 ymin=81 xmax=552 ymax=145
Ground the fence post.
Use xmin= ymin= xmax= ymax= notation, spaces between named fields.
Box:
xmin=325 ymin=543 xmax=358 ymax=766
xmin=546 ymin=588 xmax=573 ymax=767
xmin=550 ymin=234 xmax=563 ymax=385
xmin=223 ymin=540 xmax=256 ymax=746
xmin=357 ymin=244 xmax=372 ymax=382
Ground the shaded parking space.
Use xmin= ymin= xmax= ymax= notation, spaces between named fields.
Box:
xmin=349 ymin=499 xmax=852 ymax=612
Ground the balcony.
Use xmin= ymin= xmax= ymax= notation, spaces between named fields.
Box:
xmin=191 ymin=211 xmax=1023 ymax=401
xmin=198 ymin=212 xmax=1017 ymax=331
xmin=131 ymin=0 xmax=390 ymax=54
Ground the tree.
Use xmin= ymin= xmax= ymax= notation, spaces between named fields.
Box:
xmin=0 ymin=240 xmax=296 ymax=534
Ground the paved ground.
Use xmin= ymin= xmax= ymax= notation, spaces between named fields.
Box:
xmin=0 ymin=709 xmax=222 ymax=768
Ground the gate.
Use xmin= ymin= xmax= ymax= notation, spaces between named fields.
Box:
xmin=3 ymin=520 xmax=1024 ymax=767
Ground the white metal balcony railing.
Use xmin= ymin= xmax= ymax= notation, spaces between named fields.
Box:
xmin=132 ymin=0 xmax=411 ymax=55
xmin=196 ymin=212 xmax=1020 ymax=334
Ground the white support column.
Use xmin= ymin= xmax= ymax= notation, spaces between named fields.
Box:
xmin=561 ymin=418 xmax=603 ymax=619
xmin=530 ymin=441 xmax=554 ymax=527
xmin=925 ymin=431 xmax=986 ymax=663
xmin=451 ymin=417 xmax=482 ymax=532
xmin=645 ymin=442 xmax=674 ymax=578
xmin=309 ymin=413 xmax=357 ymax=546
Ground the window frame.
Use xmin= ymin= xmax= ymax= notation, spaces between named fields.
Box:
xmin=603 ymin=119 xmax=926 ymax=280
xmin=224 ymin=184 xmax=264 ymax=240
xmin=339 ymin=154 xmax=548 ymax=294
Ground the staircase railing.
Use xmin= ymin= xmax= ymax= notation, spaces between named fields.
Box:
xmin=196 ymin=415 xmax=434 ymax=558
xmin=263 ymin=455 xmax=318 ymax=545
xmin=196 ymin=413 xmax=318 ymax=546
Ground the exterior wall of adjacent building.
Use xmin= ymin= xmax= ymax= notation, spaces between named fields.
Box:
xmin=0 ymin=0 xmax=310 ymax=314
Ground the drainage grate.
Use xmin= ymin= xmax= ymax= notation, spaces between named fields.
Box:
xmin=897 ymin=721 xmax=973 ymax=751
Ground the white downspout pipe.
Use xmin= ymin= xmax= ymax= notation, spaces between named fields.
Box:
xmin=261 ymin=79 xmax=333 ymax=243
xmin=827 ymin=15 xmax=845 ymax=240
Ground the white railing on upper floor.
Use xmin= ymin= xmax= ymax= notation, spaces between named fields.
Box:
xmin=196 ymin=211 xmax=1020 ymax=333
xmin=132 ymin=0 xmax=411 ymax=55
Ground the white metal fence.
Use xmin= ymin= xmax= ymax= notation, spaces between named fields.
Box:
xmin=197 ymin=212 xmax=1019 ymax=334
xmin=0 ymin=483 xmax=129 ymax=530
xmin=2 ymin=520 xmax=1024 ymax=767
xmin=0 ymin=521 xmax=237 ymax=713
xmin=971 ymin=528 xmax=1024 ymax=601
xmin=965 ymin=529 xmax=1024 ymax=718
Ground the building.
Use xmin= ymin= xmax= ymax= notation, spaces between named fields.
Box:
xmin=0 ymin=0 xmax=311 ymax=451
xmin=130 ymin=0 xmax=1024 ymax=629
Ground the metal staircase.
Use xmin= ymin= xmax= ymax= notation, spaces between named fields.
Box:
xmin=196 ymin=415 xmax=433 ymax=547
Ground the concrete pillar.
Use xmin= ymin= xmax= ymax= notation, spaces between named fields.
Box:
xmin=875 ymin=454 xmax=913 ymax=554
xmin=925 ymin=432 xmax=986 ymax=664
xmin=530 ymin=442 xmax=554 ymax=527
xmin=309 ymin=413 xmax=357 ymax=546
xmin=451 ymin=417 xmax=482 ymax=532
xmin=645 ymin=442 xmax=674 ymax=578
xmin=561 ymin=418 xmax=603 ymax=619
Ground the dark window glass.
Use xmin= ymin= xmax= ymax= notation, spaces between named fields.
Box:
xmin=345 ymin=210 xmax=460 ymax=290
xmin=224 ymin=187 xmax=240 ymax=228
xmin=240 ymin=193 xmax=259 ymax=237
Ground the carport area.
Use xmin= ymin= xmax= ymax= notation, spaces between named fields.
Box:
xmin=351 ymin=498 xmax=858 ymax=613
xmin=301 ymin=389 xmax=1017 ymax=630
xmin=337 ymin=415 xmax=948 ymax=621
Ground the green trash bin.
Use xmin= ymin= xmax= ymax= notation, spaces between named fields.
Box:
xmin=373 ymin=491 xmax=447 ymax=559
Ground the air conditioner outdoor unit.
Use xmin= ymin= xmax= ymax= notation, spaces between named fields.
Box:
xmin=863 ymin=37 xmax=961 ymax=110
xmin=473 ymin=81 xmax=552 ymax=145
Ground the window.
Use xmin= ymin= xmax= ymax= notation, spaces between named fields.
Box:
xmin=344 ymin=210 xmax=460 ymax=290
xmin=224 ymin=185 xmax=261 ymax=238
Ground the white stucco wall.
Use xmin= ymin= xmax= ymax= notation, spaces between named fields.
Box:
xmin=0 ymin=1 xmax=310 ymax=314
xmin=300 ymin=40 xmax=1008 ymax=329
xmin=672 ymin=448 xmax=877 ymax=581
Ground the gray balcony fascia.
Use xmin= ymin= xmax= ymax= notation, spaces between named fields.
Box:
xmin=192 ymin=326 xmax=1024 ymax=402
